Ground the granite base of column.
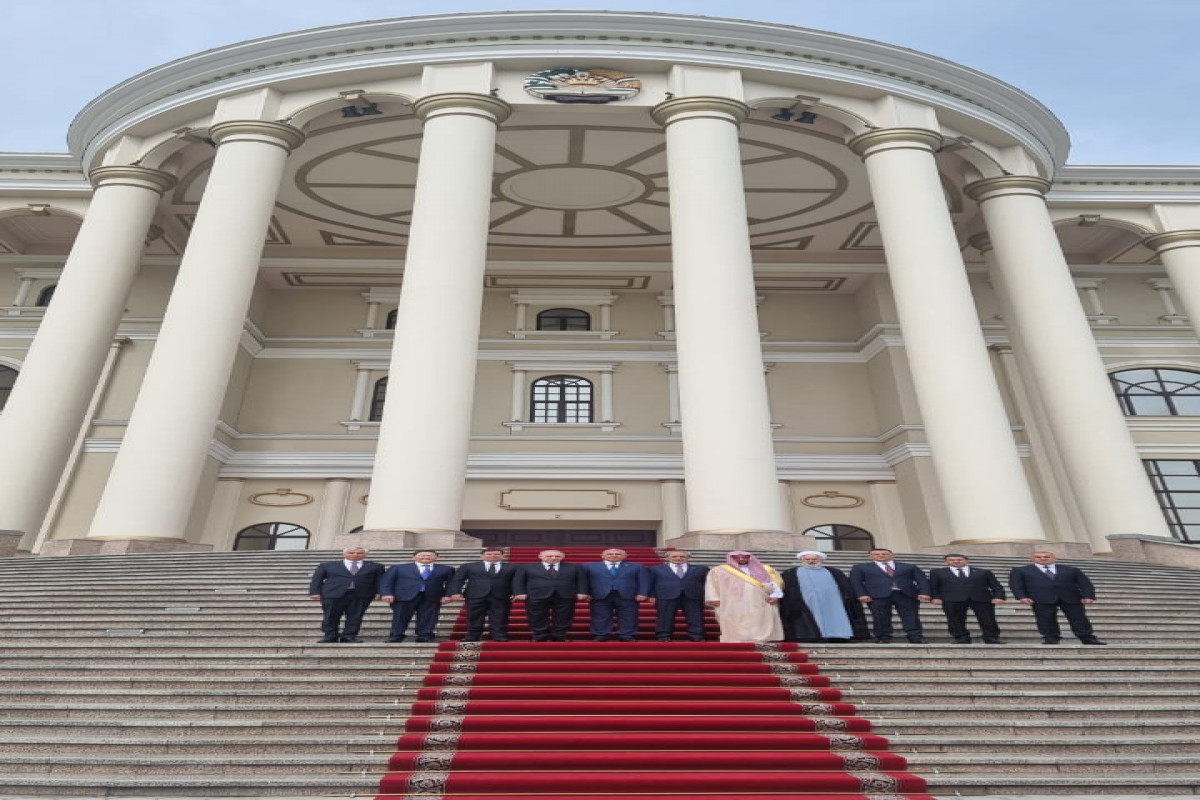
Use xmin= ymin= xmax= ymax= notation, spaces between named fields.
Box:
xmin=923 ymin=540 xmax=1095 ymax=560
xmin=1107 ymin=534 xmax=1200 ymax=570
xmin=665 ymin=530 xmax=817 ymax=553
xmin=338 ymin=529 xmax=483 ymax=551
xmin=38 ymin=538 xmax=214 ymax=558
xmin=0 ymin=530 xmax=26 ymax=558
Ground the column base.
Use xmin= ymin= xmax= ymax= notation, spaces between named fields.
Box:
xmin=38 ymin=538 xmax=214 ymax=558
xmin=665 ymin=530 xmax=817 ymax=553
xmin=0 ymin=530 xmax=25 ymax=558
xmin=1107 ymin=534 xmax=1200 ymax=569
xmin=338 ymin=529 xmax=483 ymax=551
xmin=923 ymin=540 xmax=1095 ymax=560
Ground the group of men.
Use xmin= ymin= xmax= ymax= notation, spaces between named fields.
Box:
xmin=307 ymin=546 xmax=711 ymax=644
xmin=772 ymin=547 xmax=1106 ymax=646
xmin=308 ymin=545 xmax=1107 ymax=646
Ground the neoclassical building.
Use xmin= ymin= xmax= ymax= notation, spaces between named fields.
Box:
xmin=2 ymin=11 xmax=1200 ymax=559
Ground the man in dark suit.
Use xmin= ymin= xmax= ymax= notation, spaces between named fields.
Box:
xmin=307 ymin=547 xmax=385 ymax=643
xmin=647 ymin=550 xmax=709 ymax=641
xmin=849 ymin=547 xmax=931 ymax=644
xmin=512 ymin=549 xmax=589 ymax=642
xmin=582 ymin=548 xmax=651 ymax=641
xmin=446 ymin=547 xmax=515 ymax=642
xmin=929 ymin=553 xmax=1006 ymax=644
xmin=380 ymin=550 xmax=455 ymax=643
xmin=1009 ymin=551 xmax=1106 ymax=645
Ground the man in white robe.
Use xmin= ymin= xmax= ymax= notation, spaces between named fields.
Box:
xmin=704 ymin=551 xmax=784 ymax=643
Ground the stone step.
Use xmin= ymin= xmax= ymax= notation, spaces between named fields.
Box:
xmin=0 ymin=735 xmax=395 ymax=756
xmin=881 ymin=717 xmax=1200 ymax=736
xmin=0 ymin=703 xmax=415 ymax=721
xmin=0 ymin=771 xmax=379 ymax=797
xmin=905 ymin=753 xmax=1200 ymax=773
xmin=890 ymin=734 xmax=1200 ymax=755
xmin=0 ymin=754 xmax=386 ymax=776
xmin=921 ymin=772 xmax=1200 ymax=795
xmin=0 ymin=719 xmax=403 ymax=737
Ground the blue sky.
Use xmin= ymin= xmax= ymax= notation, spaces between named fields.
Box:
xmin=6 ymin=0 xmax=1196 ymax=165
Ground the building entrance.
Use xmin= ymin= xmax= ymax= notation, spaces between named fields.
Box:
xmin=463 ymin=529 xmax=657 ymax=548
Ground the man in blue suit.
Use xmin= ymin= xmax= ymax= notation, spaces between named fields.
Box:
xmin=582 ymin=548 xmax=651 ymax=641
xmin=849 ymin=547 xmax=931 ymax=644
xmin=1009 ymin=551 xmax=1106 ymax=645
xmin=307 ymin=547 xmax=386 ymax=643
xmin=380 ymin=550 xmax=455 ymax=643
xmin=647 ymin=550 xmax=709 ymax=641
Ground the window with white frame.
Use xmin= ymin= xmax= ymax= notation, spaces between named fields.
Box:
xmin=531 ymin=375 xmax=593 ymax=423
xmin=1111 ymin=368 xmax=1200 ymax=416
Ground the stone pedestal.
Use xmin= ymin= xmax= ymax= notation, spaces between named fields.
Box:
xmin=922 ymin=540 xmax=1094 ymax=560
xmin=337 ymin=529 xmax=482 ymax=552
xmin=1107 ymin=534 xmax=1200 ymax=570
xmin=39 ymin=538 xmax=214 ymax=557
xmin=665 ymin=531 xmax=817 ymax=553
xmin=0 ymin=530 xmax=24 ymax=558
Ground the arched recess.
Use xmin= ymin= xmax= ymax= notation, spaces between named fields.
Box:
xmin=0 ymin=206 xmax=84 ymax=256
xmin=747 ymin=94 xmax=877 ymax=138
xmin=1049 ymin=216 xmax=1158 ymax=266
xmin=284 ymin=91 xmax=416 ymax=132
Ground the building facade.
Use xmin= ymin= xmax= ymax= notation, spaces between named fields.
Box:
xmin=2 ymin=11 xmax=1200 ymax=558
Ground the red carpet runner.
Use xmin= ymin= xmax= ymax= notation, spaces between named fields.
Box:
xmin=374 ymin=548 xmax=933 ymax=799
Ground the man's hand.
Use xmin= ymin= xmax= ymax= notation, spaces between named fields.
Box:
xmin=1081 ymin=598 xmax=1095 ymax=604
xmin=1019 ymin=597 xmax=1034 ymax=605
xmin=513 ymin=594 xmax=528 ymax=601
xmin=991 ymin=598 xmax=1006 ymax=605
xmin=308 ymin=594 xmax=321 ymax=600
xmin=931 ymin=598 xmax=942 ymax=605
xmin=917 ymin=594 xmax=931 ymax=602
xmin=381 ymin=595 xmax=395 ymax=603
xmin=576 ymin=594 xmax=590 ymax=601
xmin=635 ymin=595 xmax=648 ymax=602
xmin=857 ymin=596 xmax=872 ymax=603
xmin=706 ymin=601 xmax=720 ymax=608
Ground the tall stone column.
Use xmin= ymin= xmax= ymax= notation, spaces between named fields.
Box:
xmin=968 ymin=176 xmax=1173 ymax=550
xmin=848 ymin=129 xmax=1046 ymax=544
xmin=314 ymin=478 xmax=352 ymax=549
xmin=652 ymin=97 xmax=790 ymax=542
xmin=364 ymin=94 xmax=510 ymax=539
xmin=1145 ymin=231 xmax=1200 ymax=334
xmin=0 ymin=166 xmax=174 ymax=548
xmin=86 ymin=122 xmax=304 ymax=544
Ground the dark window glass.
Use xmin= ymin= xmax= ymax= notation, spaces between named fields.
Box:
xmin=536 ymin=308 xmax=590 ymax=331
xmin=369 ymin=377 xmax=388 ymax=422
xmin=802 ymin=524 xmax=876 ymax=552
xmin=35 ymin=285 xmax=55 ymax=307
xmin=531 ymin=375 xmax=593 ymax=423
xmin=1111 ymin=368 xmax=1200 ymax=416
xmin=0 ymin=365 xmax=16 ymax=410
xmin=233 ymin=522 xmax=311 ymax=551
xmin=1144 ymin=460 xmax=1200 ymax=543
xmin=384 ymin=309 xmax=398 ymax=330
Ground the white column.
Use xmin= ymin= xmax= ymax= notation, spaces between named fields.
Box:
xmin=599 ymin=302 xmax=613 ymax=333
xmin=657 ymin=292 xmax=676 ymax=339
xmin=510 ymin=367 xmax=527 ymax=421
xmin=1145 ymin=278 xmax=1188 ymax=324
xmin=652 ymin=97 xmax=788 ymax=534
xmin=967 ymin=176 xmax=1173 ymax=549
xmin=8 ymin=276 xmax=36 ymax=311
xmin=848 ymin=129 xmax=1045 ymax=542
xmin=314 ymin=478 xmax=352 ymax=549
xmin=198 ymin=478 xmax=245 ymax=547
xmin=0 ymin=166 xmax=175 ymax=545
xmin=777 ymin=481 xmax=796 ymax=533
xmin=660 ymin=479 xmax=688 ymax=541
xmin=599 ymin=368 xmax=615 ymax=423
xmin=661 ymin=363 xmax=681 ymax=424
xmin=365 ymin=94 xmax=510 ymax=533
xmin=1073 ymin=278 xmax=1117 ymax=324
xmin=1145 ymin=231 xmax=1200 ymax=334
xmin=87 ymin=121 xmax=304 ymax=541
xmin=348 ymin=364 xmax=372 ymax=422
xmin=362 ymin=299 xmax=381 ymax=337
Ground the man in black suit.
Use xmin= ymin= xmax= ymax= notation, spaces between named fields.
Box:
xmin=929 ymin=553 xmax=1006 ymax=644
xmin=307 ymin=546 xmax=385 ymax=643
xmin=1009 ymin=551 xmax=1106 ymax=645
xmin=446 ymin=547 xmax=515 ymax=642
xmin=512 ymin=549 xmax=589 ymax=642
xmin=647 ymin=550 xmax=709 ymax=641
xmin=380 ymin=550 xmax=456 ymax=643
xmin=848 ymin=547 xmax=931 ymax=644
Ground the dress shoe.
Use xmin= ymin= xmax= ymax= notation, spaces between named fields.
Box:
xmin=688 ymin=637 xmax=705 ymax=642
xmin=656 ymin=637 xmax=672 ymax=642
xmin=907 ymin=636 xmax=927 ymax=644
xmin=549 ymin=635 xmax=568 ymax=642
xmin=415 ymin=637 xmax=436 ymax=643
xmin=1080 ymin=637 xmax=1108 ymax=645
xmin=386 ymin=636 xmax=405 ymax=643
xmin=462 ymin=636 xmax=482 ymax=642
xmin=491 ymin=636 xmax=510 ymax=642
xmin=531 ymin=636 xmax=549 ymax=642
xmin=872 ymin=637 xmax=892 ymax=644
xmin=339 ymin=636 xmax=364 ymax=643
xmin=318 ymin=636 xmax=339 ymax=643
xmin=983 ymin=638 xmax=1005 ymax=644
xmin=1041 ymin=637 xmax=1061 ymax=645
xmin=592 ymin=636 xmax=609 ymax=642
xmin=952 ymin=637 xmax=972 ymax=644
xmin=617 ymin=636 xmax=636 ymax=642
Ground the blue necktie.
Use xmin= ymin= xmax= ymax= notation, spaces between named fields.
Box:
xmin=608 ymin=564 xmax=619 ymax=576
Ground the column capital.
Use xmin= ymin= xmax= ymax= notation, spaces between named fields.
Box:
xmin=1144 ymin=230 xmax=1200 ymax=254
xmin=967 ymin=232 xmax=993 ymax=253
xmin=847 ymin=127 xmax=943 ymax=158
xmin=87 ymin=165 xmax=176 ymax=195
xmin=651 ymin=96 xmax=750 ymax=128
xmin=412 ymin=93 xmax=512 ymax=124
xmin=964 ymin=175 xmax=1051 ymax=203
xmin=208 ymin=120 xmax=306 ymax=152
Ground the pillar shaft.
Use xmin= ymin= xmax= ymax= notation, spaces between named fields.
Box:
xmin=970 ymin=177 xmax=1174 ymax=548
xmin=364 ymin=94 xmax=510 ymax=533
xmin=87 ymin=122 xmax=303 ymax=540
xmin=849 ymin=129 xmax=1045 ymax=542
xmin=653 ymin=97 xmax=788 ymax=534
xmin=1147 ymin=231 xmax=1200 ymax=334
xmin=0 ymin=167 xmax=174 ymax=545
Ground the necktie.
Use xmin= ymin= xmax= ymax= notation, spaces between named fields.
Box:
xmin=883 ymin=564 xmax=896 ymax=577
xmin=954 ymin=568 xmax=965 ymax=578
xmin=608 ymin=563 xmax=619 ymax=576
xmin=487 ymin=564 xmax=498 ymax=576
xmin=1041 ymin=566 xmax=1054 ymax=576
xmin=548 ymin=564 xmax=557 ymax=573
xmin=674 ymin=565 xmax=685 ymax=578
xmin=421 ymin=566 xmax=431 ymax=580
xmin=348 ymin=562 xmax=360 ymax=575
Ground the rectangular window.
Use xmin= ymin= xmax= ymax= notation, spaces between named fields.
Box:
xmin=1144 ymin=460 xmax=1200 ymax=542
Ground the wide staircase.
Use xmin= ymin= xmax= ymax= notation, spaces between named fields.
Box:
xmin=0 ymin=548 xmax=1198 ymax=796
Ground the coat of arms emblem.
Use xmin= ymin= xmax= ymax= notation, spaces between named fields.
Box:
xmin=524 ymin=68 xmax=642 ymax=104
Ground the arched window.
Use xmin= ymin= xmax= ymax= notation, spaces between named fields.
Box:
xmin=233 ymin=522 xmax=311 ymax=551
xmin=1111 ymin=368 xmax=1200 ymax=416
xmin=537 ymin=308 xmax=590 ymax=331
xmin=35 ymin=285 xmax=56 ymax=307
xmin=1144 ymin=460 xmax=1200 ymax=543
xmin=0 ymin=364 xmax=16 ymax=411
xmin=368 ymin=377 xmax=388 ymax=422
xmin=803 ymin=524 xmax=876 ymax=552
xmin=531 ymin=375 xmax=593 ymax=423
xmin=384 ymin=309 xmax=398 ymax=330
